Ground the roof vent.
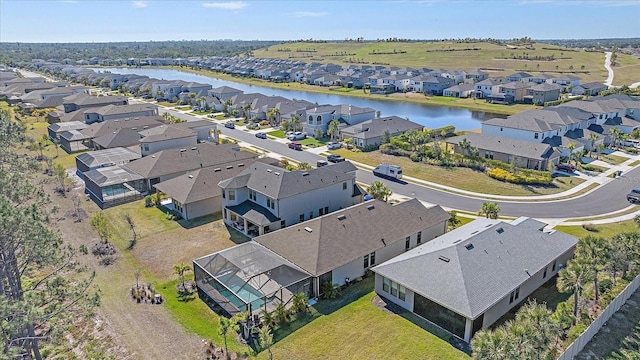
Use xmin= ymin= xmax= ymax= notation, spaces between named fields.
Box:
xmin=471 ymin=230 xmax=479 ymax=235
xmin=267 ymin=169 xmax=272 ymax=173
xmin=453 ymin=239 xmax=462 ymax=244
xmin=237 ymin=163 xmax=244 ymax=167
xmin=188 ymin=175 xmax=193 ymax=179
xmin=191 ymin=147 xmax=197 ymax=150
xmin=367 ymin=204 xmax=375 ymax=211
xmin=274 ymin=172 xmax=280 ymax=176
xmin=465 ymin=243 xmax=474 ymax=251
xmin=304 ymin=227 xmax=312 ymax=233
xmin=337 ymin=214 xmax=346 ymax=221
xmin=226 ymin=165 xmax=233 ymax=169
xmin=496 ymin=227 xmax=504 ymax=234
xmin=180 ymin=149 xmax=186 ymax=152
xmin=302 ymin=172 xmax=309 ymax=176
xmin=151 ymin=155 xmax=156 ymax=158
xmin=438 ymin=255 xmax=450 ymax=263
xmin=214 ymin=168 xmax=221 ymax=172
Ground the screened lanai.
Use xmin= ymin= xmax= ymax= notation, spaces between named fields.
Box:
xmin=194 ymin=242 xmax=312 ymax=316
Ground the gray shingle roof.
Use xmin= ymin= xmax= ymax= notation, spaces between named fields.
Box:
xmin=447 ymin=133 xmax=558 ymax=160
xmin=153 ymin=165 xmax=247 ymax=204
xmin=219 ymin=162 xmax=354 ymax=200
xmin=123 ymin=143 xmax=257 ymax=179
xmin=76 ymin=147 xmax=141 ymax=169
xmin=255 ymin=199 xmax=450 ymax=276
xmin=340 ymin=116 xmax=423 ymax=140
xmin=372 ymin=217 xmax=577 ymax=319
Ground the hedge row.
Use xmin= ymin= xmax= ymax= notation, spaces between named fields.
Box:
xmin=487 ymin=168 xmax=552 ymax=185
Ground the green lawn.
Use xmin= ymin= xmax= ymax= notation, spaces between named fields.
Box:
xmin=267 ymin=130 xmax=286 ymax=138
xmin=600 ymin=154 xmax=629 ymax=165
xmin=259 ymin=279 xmax=469 ymax=360
xmin=555 ymin=219 xmax=639 ymax=239
xmin=629 ymin=160 xmax=640 ymax=167
xmin=333 ymin=149 xmax=581 ymax=196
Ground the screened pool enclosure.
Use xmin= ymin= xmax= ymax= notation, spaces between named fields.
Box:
xmin=194 ymin=242 xmax=311 ymax=316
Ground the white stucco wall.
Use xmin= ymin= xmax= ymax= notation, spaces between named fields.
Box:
xmin=141 ymin=135 xmax=197 ymax=156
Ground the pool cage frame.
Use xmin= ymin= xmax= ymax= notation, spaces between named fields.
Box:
xmin=194 ymin=242 xmax=312 ymax=317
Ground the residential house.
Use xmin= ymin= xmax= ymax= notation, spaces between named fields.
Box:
xmin=62 ymin=93 xmax=128 ymax=113
xmin=443 ymin=83 xmax=475 ymax=98
xmin=446 ymin=133 xmax=561 ymax=170
xmin=209 ymin=86 xmax=243 ymax=101
xmin=302 ymin=104 xmax=376 ymax=137
xmin=138 ymin=126 xmax=197 ymax=156
xmin=83 ymin=103 xmax=158 ymax=124
xmin=571 ymin=82 xmax=608 ymax=96
xmin=465 ymin=70 xmax=489 ymax=82
xmin=256 ymin=199 xmax=450 ymax=298
xmin=75 ymin=147 xmax=141 ymax=176
xmin=524 ymin=83 xmax=561 ymax=104
xmin=498 ymin=82 xmax=531 ymax=103
xmin=505 ymin=72 xmax=532 ymax=83
xmin=218 ymin=162 xmax=363 ymax=237
xmin=340 ymin=116 xmax=423 ymax=149
xmin=474 ymin=79 xmax=502 ymax=98
xmin=47 ymin=121 xmax=87 ymax=142
xmin=415 ymin=76 xmax=455 ymax=95
xmin=372 ymin=217 xmax=578 ymax=342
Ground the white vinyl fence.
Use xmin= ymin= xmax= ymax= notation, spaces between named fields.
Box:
xmin=556 ymin=273 xmax=640 ymax=360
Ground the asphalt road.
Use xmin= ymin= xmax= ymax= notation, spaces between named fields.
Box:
xmin=159 ymin=107 xmax=638 ymax=219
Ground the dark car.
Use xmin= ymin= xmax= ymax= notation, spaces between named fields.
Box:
xmin=224 ymin=121 xmax=235 ymax=129
xmin=555 ymin=163 xmax=575 ymax=173
xmin=255 ymin=132 xmax=267 ymax=139
xmin=627 ymin=188 xmax=640 ymax=203
xmin=288 ymin=141 xmax=302 ymax=150
xmin=327 ymin=154 xmax=345 ymax=163
xmin=316 ymin=160 xmax=329 ymax=167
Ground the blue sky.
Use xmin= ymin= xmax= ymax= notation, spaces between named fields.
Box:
xmin=1 ymin=0 xmax=639 ymax=43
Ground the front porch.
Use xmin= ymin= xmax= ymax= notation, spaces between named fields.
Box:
xmin=225 ymin=200 xmax=281 ymax=237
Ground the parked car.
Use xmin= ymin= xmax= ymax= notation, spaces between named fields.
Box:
xmin=255 ymin=132 xmax=267 ymax=139
xmin=142 ymin=94 xmax=153 ymax=99
xmin=224 ymin=121 xmax=235 ymax=129
xmin=327 ymin=154 xmax=345 ymax=163
xmin=287 ymin=131 xmax=306 ymax=141
xmin=288 ymin=141 xmax=302 ymax=150
xmin=627 ymin=188 xmax=640 ymax=203
xmin=555 ymin=163 xmax=575 ymax=173
xmin=327 ymin=141 xmax=342 ymax=150
xmin=246 ymin=122 xmax=259 ymax=130
xmin=285 ymin=131 xmax=295 ymax=138
xmin=316 ymin=160 xmax=329 ymax=167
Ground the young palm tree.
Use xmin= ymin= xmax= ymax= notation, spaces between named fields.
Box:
xmin=556 ymin=259 xmax=593 ymax=319
xmin=576 ymin=235 xmax=610 ymax=301
xmin=218 ymin=317 xmax=231 ymax=357
xmin=327 ymin=119 xmax=340 ymax=141
xmin=609 ymin=126 xmax=621 ymax=148
xmin=458 ymin=138 xmax=471 ymax=157
xmin=478 ymin=202 xmax=500 ymax=219
xmin=588 ymin=133 xmax=599 ymax=157
xmin=258 ymin=325 xmax=274 ymax=360
xmin=290 ymin=114 xmax=301 ymax=132
xmin=515 ymin=300 xmax=559 ymax=358
xmin=565 ymin=142 xmax=576 ymax=164
xmin=292 ymin=292 xmax=309 ymax=313
xmin=173 ymin=263 xmax=191 ymax=291
xmin=471 ymin=327 xmax=513 ymax=360
xmin=367 ymin=181 xmax=392 ymax=202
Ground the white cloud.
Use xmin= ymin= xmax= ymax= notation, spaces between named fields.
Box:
xmin=293 ymin=11 xmax=328 ymax=17
xmin=201 ymin=1 xmax=248 ymax=10
xmin=132 ymin=1 xmax=148 ymax=8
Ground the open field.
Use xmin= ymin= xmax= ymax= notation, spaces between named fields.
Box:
xmin=332 ymin=148 xmax=581 ymax=196
xmin=253 ymin=41 xmax=640 ymax=86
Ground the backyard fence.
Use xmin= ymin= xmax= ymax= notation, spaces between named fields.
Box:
xmin=556 ymin=273 xmax=640 ymax=360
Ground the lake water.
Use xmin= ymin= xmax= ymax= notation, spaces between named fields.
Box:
xmin=95 ymin=67 xmax=506 ymax=130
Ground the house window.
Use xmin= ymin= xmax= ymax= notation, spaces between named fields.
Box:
xmin=399 ymin=285 xmax=406 ymax=301
xmin=509 ymin=287 xmax=521 ymax=304
xmin=299 ymin=214 xmax=304 ymax=222
xmin=534 ymin=133 xmax=539 ymax=139
xmin=500 ymin=127 xmax=503 ymax=131
xmin=308 ymin=115 xmax=313 ymax=122
xmin=405 ymin=237 xmax=410 ymax=250
xmin=223 ymin=208 xmax=227 ymax=219
xmin=316 ymin=115 xmax=321 ymax=124
xmin=280 ymin=220 xmax=285 ymax=228
xmin=228 ymin=190 xmax=235 ymax=201
xmin=382 ymin=277 xmax=390 ymax=293
xmin=318 ymin=208 xmax=323 ymax=216
xmin=370 ymin=252 xmax=376 ymax=266
xmin=267 ymin=197 xmax=275 ymax=209
xmin=222 ymin=190 xmax=225 ymax=199
xmin=363 ymin=254 xmax=369 ymax=269
xmin=543 ymin=267 xmax=548 ymax=279
xmin=552 ymin=260 xmax=557 ymax=272
xmin=343 ymin=182 xmax=347 ymax=190
xmin=309 ymin=211 xmax=313 ymax=219
xmin=417 ymin=231 xmax=422 ymax=244
xmin=485 ymin=151 xmax=494 ymax=159
xmin=324 ymin=206 xmax=328 ymax=215
xmin=249 ymin=189 xmax=256 ymax=201
xmin=391 ymin=281 xmax=398 ymax=297
xmin=143 ymin=144 xmax=149 ymax=152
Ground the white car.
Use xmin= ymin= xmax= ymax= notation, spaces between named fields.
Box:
xmin=287 ymin=131 xmax=306 ymax=140
xmin=327 ymin=142 xmax=342 ymax=150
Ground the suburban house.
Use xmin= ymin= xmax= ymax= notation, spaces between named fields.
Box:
xmin=498 ymin=82 xmax=532 ymax=103
xmin=571 ymin=82 xmax=608 ymax=96
xmin=465 ymin=70 xmax=489 ymax=82
xmin=505 ymin=72 xmax=533 ymax=83
xmin=446 ymin=133 xmax=561 ymax=170
xmin=75 ymin=147 xmax=141 ymax=177
xmin=47 ymin=121 xmax=87 ymax=142
xmin=372 ymin=217 xmax=578 ymax=342
xmin=442 ymin=83 xmax=475 ymax=98
xmin=209 ymin=86 xmax=243 ymax=101
xmin=82 ymin=103 xmax=159 ymax=124
xmin=255 ymin=199 xmax=450 ymax=298
xmin=339 ymin=116 xmax=423 ymax=149
xmin=411 ymin=76 xmax=455 ymax=95
xmin=474 ymin=79 xmax=502 ymax=98
xmin=83 ymin=143 xmax=257 ymax=208
xmin=62 ymin=93 xmax=128 ymax=113
xmin=524 ymin=83 xmax=562 ymax=104
xmin=301 ymin=104 xmax=376 ymax=137
xmin=218 ymin=161 xmax=363 ymax=237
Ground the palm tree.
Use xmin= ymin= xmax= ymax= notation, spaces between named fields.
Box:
xmin=327 ymin=119 xmax=340 ymax=141
xmin=297 ymin=162 xmax=312 ymax=170
xmin=515 ymin=300 xmax=559 ymax=358
xmin=290 ymin=114 xmax=301 ymax=132
xmin=218 ymin=317 xmax=231 ymax=357
xmin=588 ymin=133 xmax=599 ymax=157
xmin=565 ymin=142 xmax=576 ymax=164
xmin=610 ymin=127 xmax=621 ymax=148
xmin=576 ymin=235 xmax=609 ymax=301
xmin=242 ymin=104 xmax=251 ymax=120
xmin=258 ymin=325 xmax=274 ymax=360
xmin=368 ymin=181 xmax=392 ymax=202
xmin=173 ymin=263 xmax=191 ymax=291
xmin=222 ymin=99 xmax=232 ymax=115
xmin=557 ymin=259 xmax=593 ymax=319
xmin=478 ymin=202 xmax=500 ymax=219
xmin=291 ymin=292 xmax=308 ymax=313
xmin=458 ymin=138 xmax=471 ymax=157
xmin=471 ymin=327 xmax=513 ymax=360
xmin=267 ymin=107 xmax=281 ymax=126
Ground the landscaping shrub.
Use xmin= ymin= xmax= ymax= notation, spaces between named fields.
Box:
xmin=487 ymin=168 xmax=552 ymax=185
xmin=566 ymin=323 xmax=587 ymax=344
xmin=144 ymin=195 xmax=153 ymax=207
xmin=379 ymin=143 xmax=411 ymax=157
xmin=581 ymin=223 xmax=599 ymax=232
xmin=598 ymin=278 xmax=614 ymax=296
xmin=409 ymin=151 xmax=422 ymax=162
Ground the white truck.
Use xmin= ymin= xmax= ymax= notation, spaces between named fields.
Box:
xmin=373 ymin=164 xmax=403 ymax=179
